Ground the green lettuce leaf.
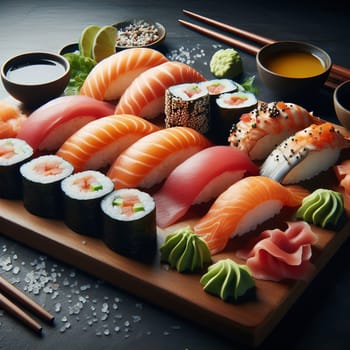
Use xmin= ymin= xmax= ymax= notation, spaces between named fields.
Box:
xmin=63 ymin=53 xmax=96 ymax=95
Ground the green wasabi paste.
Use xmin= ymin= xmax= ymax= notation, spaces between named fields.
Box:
xmin=210 ymin=48 xmax=243 ymax=79
xmin=160 ymin=227 xmax=211 ymax=273
xmin=200 ymin=258 xmax=255 ymax=302
xmin=296 ymin=188 xmax=344 ymax=228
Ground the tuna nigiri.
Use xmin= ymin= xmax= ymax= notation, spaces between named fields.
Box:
xmin=260 ymin=122 xmax=350 ymax=184
xmin=193 ymin=176 xmax=309 ymax=254
xmin=154 ymin=146 xmax=259 ymax=228
xmin=0 ymin=100 xmax=27 ymax=138
xmin=114 ymin=61 xmax=207 ymax=119
xmin=56 ymin=114 xmax=159 ymax=172
xmin=236 ymin=221 xmax=317 ymax=281
xmin=16 ymin=95 xmax=114 ymax=153
xmin=228 ymin=101 xmax=320 ymax=160
xmin=107 ymin=126 xmax=212 ymax=189
xmin=80 ymin=48 xmax=168 ymax=101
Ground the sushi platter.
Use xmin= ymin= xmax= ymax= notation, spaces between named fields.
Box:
xmin=1 ymin=21 xmax=350 ymax=347
xmin=0 ymin=162 xmax=349 ymax=347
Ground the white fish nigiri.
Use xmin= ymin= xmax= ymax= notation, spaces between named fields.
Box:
xmin=260 ymin=122 xmax=350 ymax=184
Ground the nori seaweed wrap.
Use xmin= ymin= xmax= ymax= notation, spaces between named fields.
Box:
xmin=0 ymin=138 xmax=33 ymax=199
xmin=61 ymin=170 xmax=114 ymax=237
xmin=101 ymin=189 xmax=157 ymax=262
xmin=20 ymin=155 xmax=73 ymax=218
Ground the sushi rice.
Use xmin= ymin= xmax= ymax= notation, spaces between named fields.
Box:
xmin=20 ymin=155 xmax=73 ymax=184
xmin=101 ymin=188 xmax=155 ymax=222
xmin=61 ymin=170 xmax=114 ymax=200
xmin=0 ymin=138 xmax=33 ymax=166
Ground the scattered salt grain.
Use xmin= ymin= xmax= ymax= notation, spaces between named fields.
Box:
xmin=54 ymin=303 xmax=62 ymax=313
xmin=12 ymin=266 xmax=20 ymax=275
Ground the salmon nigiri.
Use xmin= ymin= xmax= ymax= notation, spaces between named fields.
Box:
xmin=193 ymin=176 xmax=309 ymax=254
xmin=228 ymin=101 xmax=320 ymax=160
xmin=154 ymin=146 xmax=259 ymax=228
xmin=114 ymin=61 xmax=207 ymax=119
xmin=107 ymin=126 xmax=212 ymax=189
xmin=260 ymin=122 xmax=350 ymax=184
xmin=0 ymin=100 xmax=27 ymax=138
xmin=56 ymin=114 xmax=160 ymax=172
xmin=80 ymin=48 xmax=168 ymax=101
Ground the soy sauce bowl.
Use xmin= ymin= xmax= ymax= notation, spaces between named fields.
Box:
xmin=334 ymin=80 xmax=350 ymax=130
xmin=113 ymin=18 xmax=166 ymax=49
xmin=1 ymin=51 xmax=70 ymax=108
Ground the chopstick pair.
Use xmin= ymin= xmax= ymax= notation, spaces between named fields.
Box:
xmin=179 ymin=9 xmax=350 ymax=90
xmin=0 ymin=275 xmax=54 ymax=334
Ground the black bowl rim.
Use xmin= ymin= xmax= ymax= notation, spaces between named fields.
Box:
xmin=334 ymin=80 xmax=350 ymax=112
xmin=256 ymin=40 xmax=332 ymax=80
xmin=1 ymin=51 xmax=70 ymax=87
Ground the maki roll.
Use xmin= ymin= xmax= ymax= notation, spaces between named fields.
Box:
xmin=200 ymin=79 xmax=238 ymax=143
xmin=101 ymin=188 xmax=157 ymax=261
xmin=200 ymin=79 xmax=238 ymax=116
xmin=0 ymin=138 xmax=33 ymax=199
xmin=61 ymin=170 xmax=114 ymax=237
xmin=164 ymin=83 xmax=210 ymax=134
xmin=216 ymin=91 xmax=257 ymax=141
xmin=20 ymin=155 xmax=73 ymax=218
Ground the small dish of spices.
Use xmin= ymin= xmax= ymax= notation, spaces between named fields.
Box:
xmin=113 ymin=18 xmax=166 ymax=49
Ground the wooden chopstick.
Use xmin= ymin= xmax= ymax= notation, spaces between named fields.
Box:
xmin=178 ymin=19 xmax=259 ymax=55
xmin=0 ymin=292 xmax=42 ymax=334
xmin=0 ymin=275 xmax=54 ymax=333
xmin=180 ymin=10 xmax=350 ymax=85
xmin=182 ymin=9 xmax=275 ymax=46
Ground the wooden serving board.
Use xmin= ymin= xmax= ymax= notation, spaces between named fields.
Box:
xmin=0 ymin=167 xmax=349 ymax=347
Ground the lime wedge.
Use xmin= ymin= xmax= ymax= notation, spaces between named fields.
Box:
xmin=91 ymin=25 xmax=117 ymax=62
xmin=78 ymin=25 xmax=101 ymax=57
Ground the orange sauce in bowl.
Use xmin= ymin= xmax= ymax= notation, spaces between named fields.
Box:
xmin=265 ymin=51 xmax=326 ymax=78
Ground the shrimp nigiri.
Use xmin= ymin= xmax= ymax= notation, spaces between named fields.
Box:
xmin=228 ymin=101 xmax=320 ymax=160
xmin=260 ymin=122 xmax=350 ymax=184
xmin=193 ymin=176 xmax=309 ymax=254
xmin=80 ymin=48 xmax=168 ymax=101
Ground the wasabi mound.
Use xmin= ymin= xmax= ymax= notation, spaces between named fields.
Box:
xmin=210 ymin=48 xmax=243 ymax=79
xmin=160 ymin=227 xmax=211 ymax=273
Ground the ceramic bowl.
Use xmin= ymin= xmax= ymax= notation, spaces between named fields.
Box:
xmin=256 ymin=41 xmax=332 ymax=100
xmin=1 ymin=51 xmax=70 ymax=108
xmin=113 ymin=18 xmax=166 ymax=49
xmin=334 ymin=80 xmax=350 ymax=130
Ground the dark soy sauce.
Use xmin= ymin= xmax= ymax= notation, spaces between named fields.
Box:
xmin=6 ymin=59 xmax=66 ymax=84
